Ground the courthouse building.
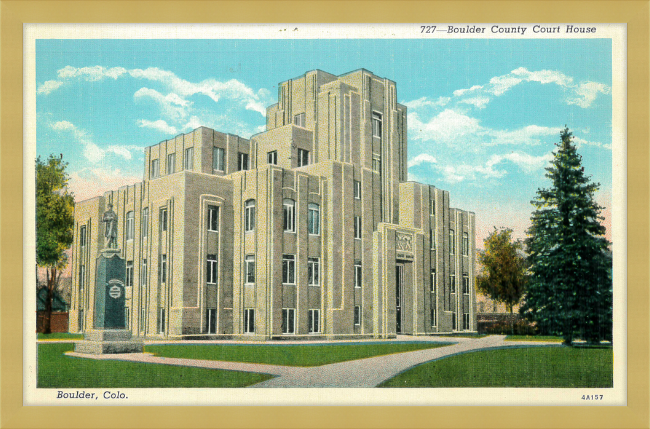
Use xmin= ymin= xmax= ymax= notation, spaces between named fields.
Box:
xmin=69 ymin=68 xmax=477 ymax=339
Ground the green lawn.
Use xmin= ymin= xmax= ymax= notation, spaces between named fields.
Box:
xmin=505 ymin=335 xmax=564 ymax=342
xmin=38 ymin=343 xmax=273 ymax=388
xmin=146 ymin=341 xmax=452 ymax=367
xmin=379 ymin=346 xmax=613 ymax=388
xmin=37 ymin=332 xmax=84 ymax=340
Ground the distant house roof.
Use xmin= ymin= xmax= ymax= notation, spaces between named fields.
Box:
xmin=36 ymin=287 xmax=69 ymax=312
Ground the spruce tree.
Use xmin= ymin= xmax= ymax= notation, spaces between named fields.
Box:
xmin=521 ymin=127 xmax=612 ymax=345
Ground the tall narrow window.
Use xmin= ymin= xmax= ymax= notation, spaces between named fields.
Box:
xmin=430 ymin=269 xmax=436 ymax=293
xmin=158 ymin=308 xmax=166 ymax=334
xmin=79 ymin=225 xmax=87 ymax=249
xmin=207 ymin=254 xmax=218 ymax=284
xmin=463 ymin=312 xmax=470 ymax=330
xmin=450 ymin=274 xmax=456 ymax=294
xmin=354 ymin=180 xmax=361 ymax=199
xmin=354 ymin=216 xmax=362 ymax=239
xmin=308 ymin=309 xmax=320 ymax=333
xmin=430 ymin=228 xmax=435 ymax=250
xmin=238 ymin=152 xmax=249 ymax=171
xmin=159 ymin=254 xmax=167 ymax=284
xmin=213 ymin=147 xmax=224 ymax=172
xmin=79 ymin=265 xmax=85 ymax=290
xmin=126 ymin=211 xmax=135 ymax=240
xmin=297 ymin=148 xmax=309 ymax=167
xmin=282 ymin=254 xmax=296 ymax=284
xmin=244 ymin=200 xmax=255 ymax=232
xmin=372 ymin=112 xmax=382 ymax=138
xmin=150 ymin=159 xmax=160 ymax=178
xmin=354 ymin=262 xmax=362 ymax=288
xmin=283 ymin=199 xmax=295 ymax=232
xmin=452 ymin=312 xmax=457 ymax=330
xmin=282 ymin=308 xmax=296 ymax=334
xmin=126 ymin=261 xmax=134 ymax=286
xmin=267 ymin=150 xmax=278 ymax=165
xmin=431 ymin=306 xmax=437 ymax=327
xmin=207 ymin=205 xmax=219 ymax=232
xmin=463 ymin=232 xmax=469 ymax=256
xmin=140 ymin=308 xmax=146 ymax=333
xmin=167 ymin=153 xmax=175 ymax=174
xmin=141 ymin=259 xmax=147 ymax=285
xmin=354 ymin=306 xmax=361 ymax=326
xmin=372 ymin=156 xmax=381 ymax=173
xmin=294 ymin=112 xmax=305 ymax=128
xmin=184 ymin=147 xmax=194 ymax=170
xmin=141 ymin=208 xmax=149 ymax=238
xmin=308 ymin=203 xmax=320 ymax=235
xmin=244 ymin=309 xmax=255 ymax=333
xmin=125 ymin=307 xmax=130 ymax=328
xmin=308 ymin=257 xmax=320 ymax=286
xmin=430 ymin=198 xmax=436 ymax=215
xmin=159 ymin=208 xmax=168 ymax=232
xmin=463 ymin=275 xmax=469 ymax=295
xmin=449 ymin=229 xmax=455 ymax=255
xmin=245 ymin=255 xmax=255 ymax=284
xmin=206 ymin=308 xmax=217 ymax=334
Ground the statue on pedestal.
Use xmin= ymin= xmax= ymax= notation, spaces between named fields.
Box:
xmin=102 ymin=204 xmax=118 ymax=249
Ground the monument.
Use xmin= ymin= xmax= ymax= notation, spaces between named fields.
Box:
xmin=74 ymin=204 xmax=144 ymax=354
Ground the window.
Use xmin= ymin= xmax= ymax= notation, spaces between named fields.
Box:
xmin=282 ymin=254 xmax=295 ymax=284
xmin=213 ymin=147 xmax=225 ymax=171
xmin=158 ymin=308 xmax=166 ymax=334
xmin=159 ymin=254 xmax=167 ymax=284
xmin=243 ymin=308 xmax=255 ymax=333
xmin=294 ymin=112 xmax=305 ymax=128
xmin=245 ymin=255 xmax=255 ymax=284
xmin=79 ymin=225 xmax=87 ymax=248
xmin=141 ymin=208 xmax=149 ymax=238
xmin=308 ymin=203 xmax=320 ymax=235
xmin=79 ymin=265 xmax=85 ymax=290
xmin=430 ymin=228 xmax=435 ymax=250
xmin=372 ymin=157 xmax=381 ymax=173
xmin=297 ymin=148 xmax=309 ymax=167
xmin=449 ymin=229 xmax=455 ymax=255
xmin=244 ymin=200 xmax=255 ymax=232
xmin=126 ymin=261 xmax=134 ymax=287
xmin=78 ymin=309 xmax=84 ymax=331
xmin=463 ymin=312 xmax=470 ymax=330
xmin=126 ymin=211 xmax=135 ymax=240
xmin=354 ymin=180 xmax=361 ymax=199
xmin=167 ymin=153 xmax=175 ymax=174
xmin=208 ymin=205 xmax=219 ymax=232
xmin=354 ymin=306 xmax=361 ymax=326
xmin=206 ymin=308 xmax=217 ymax=334
xmin=463 ymin=275 xmax=469 ymax=295
xmin=283 ymin=199 xmax=295 ymax=232
xmin=282 ymin=308 xmax=295 ymax=334
xmin=308 ymin=309 xmax=320 ymax=333
xmin=308 ymin=257 xmax=320 ymax=286
xmin=463 ymin=232 xmax=469 ymax=256
xmin=450 ymin=274 xmax=456 ymax=294
xmin=141 ymin=259 xmax=147 ymax=285
xmin=372 ymin=112 xmax=382 ymax=138
xmin=184 ymin=147 xmax=194 ymax=170
xmin=267 ymin=150 xmax=278 ymax=165
xmin=150 ymin=159 xmax=160 ymax=178
xmin=354 ymin=216 xmax=361 ymax=239
xmin=430 ymin=269 xmax=436 ymax=293
xmin=140 ymin=308 xmax=146 ymax=333
xmin=125 ymin=307 xmax=130 ymax=328
xmin=452 ymin=312 xmax=457 ymax=330
xmin=354 ymin=262 xmax=362 ymax=288
xmin=159 ymin=208 xmax=168 ymax=232
xmin=238 ymin=152 xmax=249 ymax=171
xmin=431 ymin=306 xmax=436 ymax=327
xmin=207 ymin=254 xmax=218 ymax=284
xmin=430 ymin=198 xmax=436 ymax=215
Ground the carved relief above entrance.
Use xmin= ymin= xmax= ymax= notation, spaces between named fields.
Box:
xmin=395 ymin=233 xmax=413 ymax=252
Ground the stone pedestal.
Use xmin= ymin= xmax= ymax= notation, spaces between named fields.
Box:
xmin=75 ymin=329 xmax=144 ymax=354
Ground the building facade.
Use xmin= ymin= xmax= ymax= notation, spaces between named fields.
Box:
xmin=70 ymin=69 xmax=477 ymax=340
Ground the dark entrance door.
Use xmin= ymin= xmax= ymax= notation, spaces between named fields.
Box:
xmin=396 ymin=265 xmax=403 ymax=334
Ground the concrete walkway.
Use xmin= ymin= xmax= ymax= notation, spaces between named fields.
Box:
xmin=65 ymin=335 xmax=561 ymax=388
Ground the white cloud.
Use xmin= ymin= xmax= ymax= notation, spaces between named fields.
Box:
xmin=573 ymin=136 xmax=612 ymax=150
xmin=404 ymin=96 xmax=451 ymax=109
xmin=68 ymin=167 xmax=141 ymax=202
xmin=453 ymin=85 xmax=483 ymax=97
xmin=137 ymin=119 xmax=178 ymax=135
xmin=566 ymin=81 xmax=611 ymax=108
xmin=458 ymin=96 xmax=491 ymax=109
xmin=37 ymin=80 xmax=64 ymax=95
xmin=52 ymin=120 xmax=77 ymax=132
xmin=133 ymin=87 xmax=191 ymax=121
xmin=409 ymin=109 xmax=481 ymax=144
xmin=487 ymin=75 xmax=522 ymax=96
xmin=50 ymin=120 xmax=137 ymax=163
xmin=407 ymin=153 xmax=437 ymax=168
xmin=57 ymin=65 xmax=127 ymax=81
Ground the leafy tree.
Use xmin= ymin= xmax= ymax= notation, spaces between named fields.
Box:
xmin=521 ymin=127 xmax=612 ymax=345
xmin=36 ymin=155 xmax=75 ymax=334
xmin=476 ymin=227 xmax=527 ymax=314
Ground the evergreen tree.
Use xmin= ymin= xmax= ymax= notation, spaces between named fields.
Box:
xmin=36 ymin=155 xmax=75 ymax=334
xmin=521 ymin=127 xmax=612 ymax=345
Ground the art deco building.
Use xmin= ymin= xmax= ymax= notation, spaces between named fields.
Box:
xmin=70 ymin=69 xmax=477 ymax=339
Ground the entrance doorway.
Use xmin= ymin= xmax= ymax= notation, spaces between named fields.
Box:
xmin=396 ymin=265 xmax=403 ymax=334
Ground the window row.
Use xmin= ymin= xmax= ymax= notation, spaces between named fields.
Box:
xmin=245 ymin=200 xmax=321 ymax=235
xmin=242 ymin=308 xmax=321 ymax=334
xmin=242 ymin=255 xmax=320 ymax=286
xmin=150 ymin=148 xmax=194 ymax=179
xmin=428 ymin=228 xmax=469 ymax=256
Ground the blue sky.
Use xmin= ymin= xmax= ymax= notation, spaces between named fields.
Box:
xmin=36 ymin=38 xmax=613 ymax=245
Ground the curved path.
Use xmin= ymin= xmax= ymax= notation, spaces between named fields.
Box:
xmin=65 ymin=335 xmax=561 ymax=388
